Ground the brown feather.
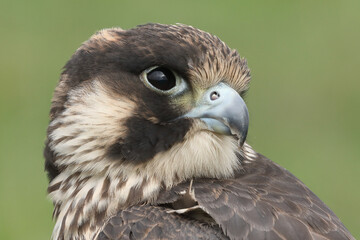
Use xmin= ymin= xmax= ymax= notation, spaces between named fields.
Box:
xmin=44 ymin=23 xmax=354 ymax=240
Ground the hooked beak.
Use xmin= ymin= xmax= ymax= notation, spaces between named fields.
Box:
xmin=181 ymin=83 xmax=249 ymax=146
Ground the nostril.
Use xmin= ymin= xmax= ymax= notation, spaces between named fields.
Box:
xmin=210 ymin=91 xmax=220 ymax=101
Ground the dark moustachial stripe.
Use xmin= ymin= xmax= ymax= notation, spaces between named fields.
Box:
xmin=103 ymin=65 xmax=193 ymax=164
xmin=108 ymin=118 xmax=191 ymax=164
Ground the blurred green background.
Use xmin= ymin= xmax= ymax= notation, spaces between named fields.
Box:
xmin=1 ymin=0 xmax=359 ymax=239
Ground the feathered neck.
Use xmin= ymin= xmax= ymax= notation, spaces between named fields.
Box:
xmin=48 ymin=118 xmax=256 ymax=239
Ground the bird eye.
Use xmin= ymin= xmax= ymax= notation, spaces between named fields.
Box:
xmin=140 ymin=66 xmax=186 ymax=95
xmin=146 ymin=67 xmax=176 ymax=91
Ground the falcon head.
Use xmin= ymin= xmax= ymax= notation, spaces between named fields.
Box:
xmin=45 ymin=23 xmax=253 ymax=239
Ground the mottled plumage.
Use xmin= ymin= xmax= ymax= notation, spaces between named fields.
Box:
xmin=44 ymin=23 xmax=354 ymax=240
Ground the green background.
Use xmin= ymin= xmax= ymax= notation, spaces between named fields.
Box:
xmin=1 ymin=0 xmax=359 ymax=239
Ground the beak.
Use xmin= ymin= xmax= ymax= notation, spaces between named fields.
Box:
xmin=181 ymin=83 xmax=249 ymax=146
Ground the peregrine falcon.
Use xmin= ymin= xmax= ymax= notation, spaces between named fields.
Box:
xmin=44 ymin=23 xmax=354 ymax=240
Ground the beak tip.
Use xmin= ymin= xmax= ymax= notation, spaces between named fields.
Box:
xmin=239 ymin=132 xmax=247 ymax=147
xmin=232 ymin=128 xmax=248 ymax=147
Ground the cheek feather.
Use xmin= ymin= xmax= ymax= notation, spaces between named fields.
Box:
xmin=49 ymin=79 xmax=136 ymax=169
xmin=142 ymin=122 xmax=243 ymax=186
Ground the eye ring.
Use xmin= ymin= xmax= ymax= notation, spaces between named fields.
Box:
xmin=140 ymin=66 xmax=187 ymax=95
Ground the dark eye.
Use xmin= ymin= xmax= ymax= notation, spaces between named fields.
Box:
xmin=141 ymin=66 xmax=187 ymax=95
xmin=146 ymin=67 xmax=176 ymax=91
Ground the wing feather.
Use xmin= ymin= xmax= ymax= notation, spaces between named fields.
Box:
xmin=189 ymin=154 xmax=354 ymax=240
xmin=99 ymin=154 xmax=354 ymax=240
xmin=97 ymin=205 xmax=228 ymax=240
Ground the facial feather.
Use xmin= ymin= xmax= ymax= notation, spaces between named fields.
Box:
xmin=45 ymin=23 xmax=253 ymax=239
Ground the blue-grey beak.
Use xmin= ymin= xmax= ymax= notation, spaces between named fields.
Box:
xmin=182 ymin=83 xmax=249 ymax=146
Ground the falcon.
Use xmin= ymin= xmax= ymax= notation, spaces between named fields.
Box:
xmin=44 ymin=23 xmax=354 ymax=240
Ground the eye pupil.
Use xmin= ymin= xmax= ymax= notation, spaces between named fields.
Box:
xmin=147 ymin=67 xmax=176 ymax=91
